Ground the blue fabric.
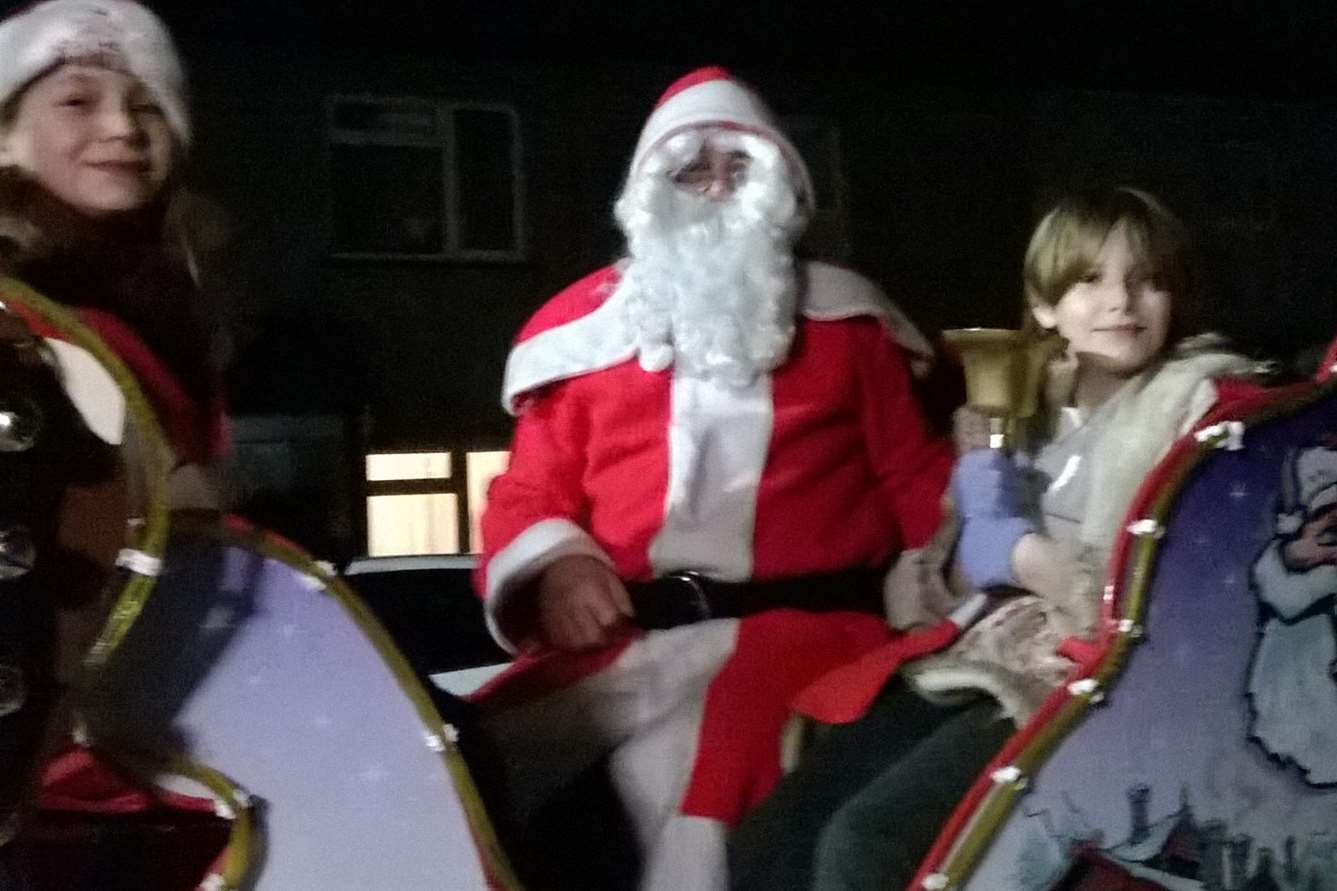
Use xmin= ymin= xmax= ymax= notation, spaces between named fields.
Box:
xmin=951 ymin=448 xmax=1035 ymax=589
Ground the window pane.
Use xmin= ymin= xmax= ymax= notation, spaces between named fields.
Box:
xmin=366 ymin=452 xmax=452 ymax=482
xmin=466 ymin=450 xmax=510 ymax=552
xmin=367 ymin=493 xmax=459 ymax=556
xmin=454 ymin=109 xmax=517 ymax=252
xmin=332 ymin=144 xmax=446 ymax=254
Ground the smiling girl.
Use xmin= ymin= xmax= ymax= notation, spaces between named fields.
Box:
xmin=0 ymin=0 xmax=228 ymax=500
xmin=0 ymin=3 xmax=232 ymax=883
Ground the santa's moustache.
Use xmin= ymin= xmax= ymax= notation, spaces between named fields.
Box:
xmin=612 ymin=130 xmax=809 ymax=388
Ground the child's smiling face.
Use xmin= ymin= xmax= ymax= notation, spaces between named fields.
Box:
xmin=1032 ymin=224 xmax=1171 ymax=382
xmin=1 ymin=63 xmax=175 ymax=217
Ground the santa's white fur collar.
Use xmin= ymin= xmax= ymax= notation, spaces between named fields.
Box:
xmin=501 ymin=260 xmax=933 ymax=415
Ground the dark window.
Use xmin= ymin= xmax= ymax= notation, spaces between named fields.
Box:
xmin=328 ymin=98 xmax=524 ymax=260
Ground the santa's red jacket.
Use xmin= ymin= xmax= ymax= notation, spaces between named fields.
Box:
xmin=473 ymin=259 xmax=953 ymax=824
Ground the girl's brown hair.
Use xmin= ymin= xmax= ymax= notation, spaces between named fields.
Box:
xmin=1023 ymin=187 xmax=1201 ymax=341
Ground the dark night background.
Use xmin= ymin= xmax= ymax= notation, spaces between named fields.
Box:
xmin=28 ymin=0 xmax=1337 ymax=556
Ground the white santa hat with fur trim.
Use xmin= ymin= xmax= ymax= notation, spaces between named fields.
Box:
xmin=0 ymin=0 xmax=189 ymax=145
xmin=628 ymin=65 xmax=814 ymax=211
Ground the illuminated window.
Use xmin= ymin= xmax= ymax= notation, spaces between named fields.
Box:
xmin=466 ymin=450 xmax=510 ymax=552
xmin=367 ymin=492 xmax=459 ymax=556
xmin=365 ymin=450 xmax=509 ymax=556
xmin=367 ymin=452 xmax=451 ymax=482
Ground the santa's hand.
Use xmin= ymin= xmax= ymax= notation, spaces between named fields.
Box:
xmin=536 ymin=555 xmax=634 ymax=651
xmin=953 ymin=449 xmax=1035 ymax=590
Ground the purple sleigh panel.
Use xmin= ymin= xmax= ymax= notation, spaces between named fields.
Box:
xmin=81 ymin=533 xmax=498 ymax=890
xmin=947 ymin=382 xmax=1337 ymax=891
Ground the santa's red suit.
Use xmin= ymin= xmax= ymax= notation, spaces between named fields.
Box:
xmin=473 ymin=257 xmax=952 ymax=888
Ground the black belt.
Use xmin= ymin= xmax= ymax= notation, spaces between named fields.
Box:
xmin=626 ymin=567 xmax=885 ymax=630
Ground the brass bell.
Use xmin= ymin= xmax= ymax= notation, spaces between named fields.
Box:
xmin=942 ymin=328 xmax=1062 ymax=450
xmin=0 ymin=397 xmax=40 ymax=452
xmin=0 ymin=525 xmax=36 ymax=580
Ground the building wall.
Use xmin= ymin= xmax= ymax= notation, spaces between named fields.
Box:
xmin=174 ymin=40 xmax=1337 ymax=554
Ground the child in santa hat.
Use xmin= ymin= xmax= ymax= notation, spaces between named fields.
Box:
xmin=732 ymin=187 xmax=1261 ymax=891
xmin=0 ymin=0 xmax=228 ymax=503
xmin=0 ymin=2 xmax=232 ymax=885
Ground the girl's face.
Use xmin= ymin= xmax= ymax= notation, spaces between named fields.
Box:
xmin=1 ymin=64 xmax=175 ymax=216
xmin=1031 ymin=224 xmax=1171 ymax=384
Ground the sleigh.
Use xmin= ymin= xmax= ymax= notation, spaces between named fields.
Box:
xmin=16 ymin=260 xmax=1337 ymax=891
xmin=1 ymin=279 xmax=520 ymax=890
xmin=910 ymin=362 xmax=1337 ymax=891
xmin=89 ymin=362 xmax=1337 ymax=891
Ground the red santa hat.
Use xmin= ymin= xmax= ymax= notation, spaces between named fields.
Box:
xmin=0 ymin=0 xmax=189 ymax=146
xmin=629 ymin=66 xmax=815 ymax=211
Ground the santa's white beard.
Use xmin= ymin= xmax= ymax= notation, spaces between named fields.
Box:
xmin=611 ymin=131 xmax=807 ymax=387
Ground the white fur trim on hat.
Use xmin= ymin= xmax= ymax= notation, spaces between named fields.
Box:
xmin=0 ymin=0 xmax=188 ymax=145
xmin=629 ymin=66 xmax=814 ymax=211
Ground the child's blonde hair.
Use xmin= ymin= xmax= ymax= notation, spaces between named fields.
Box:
xmin=1022 ymin=187 xmax=1199 ymax=340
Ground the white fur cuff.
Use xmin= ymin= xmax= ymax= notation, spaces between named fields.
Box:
xmin=483 ymin=518 xmax=613 ymax=652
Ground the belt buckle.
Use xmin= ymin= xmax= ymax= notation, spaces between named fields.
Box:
xmin=665 ymin=570 xmax=711 ymax=622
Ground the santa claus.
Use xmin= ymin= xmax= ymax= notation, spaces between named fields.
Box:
xmin=472 ymin=67 xmax=953 ymax=890
xmin=1248 ymin=444 xmax=1337 ymax=784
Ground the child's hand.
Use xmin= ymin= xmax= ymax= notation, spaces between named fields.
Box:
xmin=952 ymin=449 xmax=1035 ymax=589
